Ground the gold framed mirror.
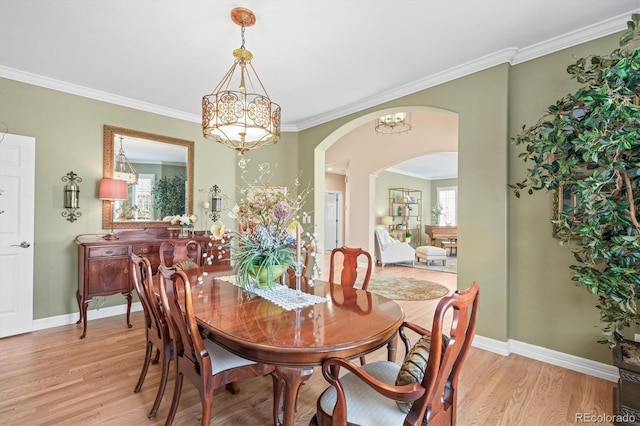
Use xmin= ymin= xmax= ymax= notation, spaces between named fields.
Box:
xmin=102 ymin=125 xmax=194 ymax=229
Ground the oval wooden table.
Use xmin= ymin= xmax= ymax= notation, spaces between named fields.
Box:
xmin=182 ymin=266 xmax=405 ymax=426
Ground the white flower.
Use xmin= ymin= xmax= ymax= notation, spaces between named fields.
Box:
xmin=228 ymin=204 xmax=240 ymax=219
xmin=166 ymin=213 xmax=197 ymax=227
xmin=211 ymin=220 xmax=226 ymax=239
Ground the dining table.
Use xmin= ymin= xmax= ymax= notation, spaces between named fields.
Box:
xmin=181 ymin=265 xmax=405 ymax=426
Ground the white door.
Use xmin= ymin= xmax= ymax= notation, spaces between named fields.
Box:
xmin=0 ymin=134 xmax=35 ymax=338
xmin=324 ymin=191 xmax=342 ymax=250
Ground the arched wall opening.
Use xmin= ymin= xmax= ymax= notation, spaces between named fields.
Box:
xmin=314 ymin=105 xmax=459 ymax=260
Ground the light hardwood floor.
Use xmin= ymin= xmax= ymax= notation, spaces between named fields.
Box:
xmin=0 ymin=258 xmax=616 ymax=425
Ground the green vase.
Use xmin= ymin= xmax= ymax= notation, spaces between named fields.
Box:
xmin=250 ymin=264 xmax=287 ymax=288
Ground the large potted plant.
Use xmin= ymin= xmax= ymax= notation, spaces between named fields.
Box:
xmin=510 ymin=14 xmax=640 ymax=422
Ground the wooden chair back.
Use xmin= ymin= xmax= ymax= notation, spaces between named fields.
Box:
xmin=130 ymin=254 xmax=154 ymax=330
xmin=157 ymin=265 xmax=281 ymax=426
xmin=316 ymin=282 xmax=479 ymax=426
xmin=329 ymin=247 xmax=372 ymax=289
xmin=130 ymin=253 xmax=172 ymax=418
xmin=407 ymin=281 xmax=479 ymax=424
xmin=159 ymin=239 xmax=202 ymax=268
xmin=157 ymin=265 xmax=194 ymax=366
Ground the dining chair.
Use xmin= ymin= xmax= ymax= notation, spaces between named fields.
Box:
xmin=157 ymin=265 xmax=282 ymax=426
xmin=159 ymin=239 xmax=202 ymax=269
xmin=328 ymin=246 xmax=373 ymax=289
xmin=329 ymin=246 xmax=373 ymax=365
xmin=130 ymin=253 xmax=172 ymax=419
xmin=313 ymin=282 xmax=479 ymax=426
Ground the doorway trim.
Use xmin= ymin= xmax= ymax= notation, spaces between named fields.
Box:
xmin=323 ymin=190 xmax=343 ymax=250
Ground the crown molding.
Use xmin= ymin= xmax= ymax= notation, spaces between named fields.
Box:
xmin=512 ymin=12 xmax=635 ymax=64
xmin=294 ymin=11 xmax=634 ymax=130
xmin=0 ymin=66 xmax=200 ymax=123
xmin=1 ymin=11 xmax=634 ymax=133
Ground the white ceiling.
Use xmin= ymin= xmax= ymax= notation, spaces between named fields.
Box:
xmin=388 ymin=152 xmax=458 ymax=181
xmin=1 ymin=1 xmax=638 ymax=179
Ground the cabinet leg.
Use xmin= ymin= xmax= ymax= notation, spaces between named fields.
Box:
xmin=76 ymin=290 xmax=89 ymax=339
xmin=80 ymin=301 xmax=89 ymax=339
xmin=125 ymin=292 xmax=132 ymax=328
xmin=75 ymin=290 xmax=83 ymax=325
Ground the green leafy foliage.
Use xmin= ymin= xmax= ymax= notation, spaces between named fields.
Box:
xmin=511 ymin=16 xmax=640 ymax=347
xmin=151 ymin=175 xmax=186 ymax=218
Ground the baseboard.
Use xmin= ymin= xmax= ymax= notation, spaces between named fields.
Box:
xmin=472 ymin=335 xmax=619 ymax=382
xmin=32 ymin=302 xmax=142 ymax=331
xmin=31 ymin=306 xmax=618 ymax=383
xmin=471 ymin=334 xmax=511 ymax=356
xmin=509 ymin=339 xmax=619 ymax=382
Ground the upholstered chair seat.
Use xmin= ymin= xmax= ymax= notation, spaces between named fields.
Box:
xmin=318 ymin=361 xmax=406 ymax=425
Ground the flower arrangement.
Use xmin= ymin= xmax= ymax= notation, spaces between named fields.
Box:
xmin=212 ymin=163 xmax=320 ymax=289
xmin=232 ymin=183 xmax=303 ymax=288
xmin=164 ymin=213 xmax=198 ymax=228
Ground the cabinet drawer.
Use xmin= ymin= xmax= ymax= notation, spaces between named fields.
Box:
xmin=132 ymin=244 xmax=160 ymax=256
xmin=88 ymin=246 xmax=129 ymax=258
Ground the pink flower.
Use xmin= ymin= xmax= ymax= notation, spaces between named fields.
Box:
xmin=273 ymin=201 xmax=291 ymax=220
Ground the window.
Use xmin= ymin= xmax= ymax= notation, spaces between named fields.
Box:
xmin=133 ymin=174 xmax=155 ymax=220
xmin=436 ymin=186 xmax=457 ymax=226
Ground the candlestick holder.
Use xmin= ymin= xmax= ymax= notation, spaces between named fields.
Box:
xmin=289 ymin=261 xmax=307 ymax=303
xmin=295 ymin=261 xmax=302 ymax=292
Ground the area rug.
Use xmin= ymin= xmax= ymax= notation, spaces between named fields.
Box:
xmin=397 ymin=257 xmax=457 ymax=274
xmin=358 ymin=275 xmax=450 ymax=301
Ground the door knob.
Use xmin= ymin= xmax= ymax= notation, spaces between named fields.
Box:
xmin=10 ymin=241 xmax=31 ymax=248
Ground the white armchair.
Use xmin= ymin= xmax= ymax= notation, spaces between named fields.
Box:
xmin=374 ymin=228 xmax=416 ymax=267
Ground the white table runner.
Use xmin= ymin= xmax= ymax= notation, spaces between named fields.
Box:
xmin=248 ymin=284 xmax=328 ymax=311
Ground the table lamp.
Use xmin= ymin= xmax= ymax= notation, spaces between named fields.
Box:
xmin=99 ymin=178 xmax=128 ymax=240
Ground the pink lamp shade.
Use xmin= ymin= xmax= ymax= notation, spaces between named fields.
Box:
xmin=99 ymin=178 xmax=128 ymax=201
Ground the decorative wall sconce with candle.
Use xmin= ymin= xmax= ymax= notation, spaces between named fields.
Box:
xmin=208 ymin=185 xmax=222 ymax=222
xmin=99 ymin=178 xmax=128 ymax=240
xmin=62 ymin=171 xmax=82 ymax=222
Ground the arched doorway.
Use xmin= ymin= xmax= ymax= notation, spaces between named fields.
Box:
xmin=314 ymin=106 xmax=459 ymax=257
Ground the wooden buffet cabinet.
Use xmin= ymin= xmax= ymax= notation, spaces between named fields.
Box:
xmin=75 ymin=228 xmax=230 ymax=338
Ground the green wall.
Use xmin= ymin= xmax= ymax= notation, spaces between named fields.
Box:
xmin=0 ymin=76 xmax=301 ymax=319
xmin=297 ymin=33 xmax=639 ymax=363
xmin=2 ymin=29 xmax=638 ymax=364
xmin=0 ymin=78 xmax=237 ymax=318
xmin=299 ymin=64 xmax=511 ymax=346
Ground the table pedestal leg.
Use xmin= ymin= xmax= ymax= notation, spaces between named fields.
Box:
xmin=273 ymin=365 xmax=314 ymax=426
xmin=387 ymin=331 xmax=399 ymax=362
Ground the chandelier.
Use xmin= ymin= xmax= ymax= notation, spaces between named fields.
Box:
xmin=202 ymin=7 xmax=281 ymax=168
xmin=113 ymin=136 xmax=138 ymax=185
xmin=375 ymin=112 xmax=412 ymax=135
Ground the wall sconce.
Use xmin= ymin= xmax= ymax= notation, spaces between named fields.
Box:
xmin=62 ymin=171 xmax=82 ymax=222
xmin=208 ymin=185 xmax=222 ymax=221
xmin=99 ymin=178 xmax=128 ymax=240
